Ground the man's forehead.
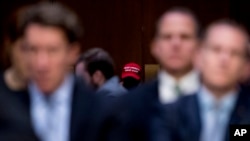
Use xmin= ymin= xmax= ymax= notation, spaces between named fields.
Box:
xmin=156 ymin=12 xmax=198 ymax=36
xmin=159 ymin=12 xmax=196 ymax=27
xmin=205 ymin=24 xmax=248 ymax=43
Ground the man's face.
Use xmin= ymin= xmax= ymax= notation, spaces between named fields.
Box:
xmin=152 ymin=12 xmax=198 ymax=72
xmin=199 ymin=25 xmax=247 ymax=89
xmin=25 ymin=24 xmax=78 ymax=94
xmin=75 ymin=62 xmax=92 ymax=85
xmin=75 ymin=62 xmax=100 ymax=89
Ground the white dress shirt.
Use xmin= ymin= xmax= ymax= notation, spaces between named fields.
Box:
xmin=198 ymin=85 xmax=238 ymax=141
xmin=29 ymin=74 xmax=74 ymax=141
xmin=158 ymin=70 xmax=200 ymax=104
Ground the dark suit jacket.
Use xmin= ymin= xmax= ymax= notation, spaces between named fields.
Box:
xmin=0 ymin=93 xmax=40 ymax=141
xmin=92 ymin=79 xmax=172 ymax=141
xmin=0 ymin=74 xmax=39 ymax=141
xmin=169 ymin=86 xmax=250 ymax=141
xmin=19 ymin=76 xmax=99 ymax=141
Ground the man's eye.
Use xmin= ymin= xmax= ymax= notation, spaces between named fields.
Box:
xmin=28 ymin=47 xmax=36 ymax=53
xmin=231 ymin=50 xmax=244 ymax=58
xmin=180 ymin=34 xmax=191 ymax=40
xmin=160 ymin=34 xmax=171 ymax=40
xmin=48 ymin=47 xmax=60 ymax=54
xmin=49 ymin=48 xmax=56 ymax=52
xmin=208 ymin=46 xmax=221 ymax=54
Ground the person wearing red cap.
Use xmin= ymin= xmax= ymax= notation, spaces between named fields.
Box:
xmin=120 ymin=62 xmax=142 ymax=90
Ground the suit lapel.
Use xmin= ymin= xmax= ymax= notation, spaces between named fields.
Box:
xmin=69 ymin=78 xmax=80 ymax=141
xmin=190 ymin=95 xmax=201 ymax=132
xmin=144 ymin=79 xmax=165 ymax=117
xmin=146 ymin=79 xmax=160 ymax=103
xmin=230 ymin=88 xmax=250 ymax=124
xmin=224 ymin=88 xmax=250 ymax=141
xmin=192 ymin=95 xmax=202 ymax=141
xmin=19 ymin=89 xmax=31 ymax=111
xmin=69 ymin=77 xmax=96 ymax=141
xmin=178 ymin=94 xmax=201 ymax=141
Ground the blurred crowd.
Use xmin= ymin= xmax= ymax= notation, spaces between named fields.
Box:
xmin=1 ymin=1 xmax=250 ymax=141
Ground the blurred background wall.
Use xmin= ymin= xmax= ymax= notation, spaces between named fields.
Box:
xmin=0 ymin=0 xmax=249 ymax=80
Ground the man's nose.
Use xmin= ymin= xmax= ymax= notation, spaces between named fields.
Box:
xmin=35 ymin=52 xmax=50 ymax=70
xmin=171 ymin=37 xmax=182 ymax=50
xmin=221 ymin=51 xmax=231 ymax=61
xmin=219 ymin=51 xmax=231 ymax=67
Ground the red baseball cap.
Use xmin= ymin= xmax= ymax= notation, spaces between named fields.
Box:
xmin=121 ymin=62 xmax=141 ymax=80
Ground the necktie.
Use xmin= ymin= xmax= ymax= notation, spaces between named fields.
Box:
xmin=174 ymin=83 xmax=181 ymax=96
xmin=201 ymin=103 xmax=222 ymax=141
xmin=44 ymin=98 xmax=58 ymax=141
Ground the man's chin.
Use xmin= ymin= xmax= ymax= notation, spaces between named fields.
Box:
xmin=163 ymin=64 xmax=188 ymax=72
xmin=36 ymin=84 xmax=54 ymax=95
xmin=207 ymin=81 xmax=236 ymax=92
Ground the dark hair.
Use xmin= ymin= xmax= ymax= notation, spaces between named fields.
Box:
xmin=20 ymin=2 xmax=83 ymax=43
xmin=201 ymin=19 xmax=248 ymax=40
xmin=2 ymin=7 xmax=28 ymax=69
xmin=77 ymin=48 xmax=115 ymax=80
xmin=202 ymin=19 xmax=250 ymax=59
xmin=155 ymin=7 xmax=201 ymax=38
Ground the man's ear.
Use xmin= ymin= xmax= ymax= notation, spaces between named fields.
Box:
xmin=150 ymin=39 xmax=158 ymax=58
xmin=68 ymin=42 xmax=81 ymax=66
xmin=92 ymin=70 xmax=104 ymax=85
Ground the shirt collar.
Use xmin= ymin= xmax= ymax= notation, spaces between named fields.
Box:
xmin=98 ymin=76 xmax=120 ymax=92
xmin=158 ymin=69 xmax=200 ymax=93
xmin=29 ymin=74 xmax=74 ymax=105
xmin=158 ymin=70 xmax=175 ymax=87
xmin=198 ymin=85 xmax=238 ymax=113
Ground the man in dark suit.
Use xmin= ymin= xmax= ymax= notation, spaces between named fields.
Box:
xmin=19 ymin=2 xmax=99 ymax=141
xmin=0 ymin=6 xmax=39 ymax=141
xmin=150 ymin=7 xmax=200 ymax=104
xmin=169 ymin=20 xmax=250 ymax=141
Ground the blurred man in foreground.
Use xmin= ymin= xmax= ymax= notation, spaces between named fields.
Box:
xmin=170 ymin=20 xmax=250 ymax=141
xmin=75 ymin=48 xmax=126 ymax=96
xmin=1 ymin=8 xmax=29 ymax=96
xmin=21 ymin=2 xmax=97 ymax=141
xmin=0 ymin=7 xmax=39 ymax=141
xmin=120 ymin=62 xmax=142 ymax=91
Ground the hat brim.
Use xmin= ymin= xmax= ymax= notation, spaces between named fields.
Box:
xmin=121 ymin=72 xmax=140 ymax=80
